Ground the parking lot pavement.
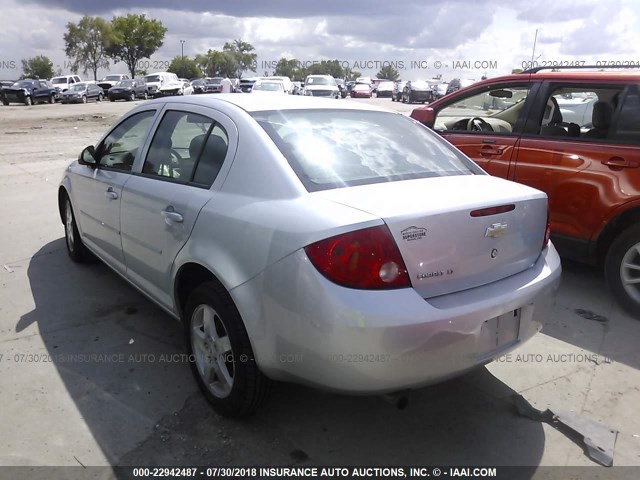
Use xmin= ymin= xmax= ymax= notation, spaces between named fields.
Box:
xmin=0 ymin=99 xmax=639 ymax=474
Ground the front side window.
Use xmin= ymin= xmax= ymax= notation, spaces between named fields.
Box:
xmin=97 ymin=110 xmax=156 ymax=171
xmin=253 ymin=109 xmax=480 ymax=192
xmin=435 ymin=85 xmax=530 ymax=133
xmin=142 ymin=111 xmax=229 ymax=187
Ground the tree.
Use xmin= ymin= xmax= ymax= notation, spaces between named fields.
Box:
xmin=376 ymin=65 xmax=400 ymax=81
xmin=343 ymin=68 xmax=362 ymax=81
xmin=21 ymin=55 xmax=54 ymax=79
xmin=195 ymin=50 xmax=235 ymax=77
xmin=274 ymin=58 xmax=303 ymax=80
xmin=64 ymin=16 xmax=112 ymax=81
xmin=222 ymin=39 xmax=257 ymax=78
xmin=168 ymin=56 xmax=200 ymax=79
xmin=511 ymin=68 xmax=523 ymax=74
xmin=305 ymin=60 xmax=344 ymax=78
xmin=107 ymin=14 xmax=167 ymax=78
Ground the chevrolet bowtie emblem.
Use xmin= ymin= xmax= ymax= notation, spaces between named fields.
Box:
xmin=485 ymin=222 xmax=508 ymax=238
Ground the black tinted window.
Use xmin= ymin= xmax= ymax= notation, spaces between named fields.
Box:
xmin=612 ymin=85 xmax=640 ymax=144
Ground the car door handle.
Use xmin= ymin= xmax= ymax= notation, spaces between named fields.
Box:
xmin=161 ymin=208 xmax=184 ymax=224
xmin=479 ymin=145 xmax=504 ymax=156
xmin=601 ymin=157 xmax=639 ymax=169
xmin=104 ymin=187 xmax=118 ymax=200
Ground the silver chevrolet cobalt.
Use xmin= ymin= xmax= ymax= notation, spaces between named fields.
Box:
xmin=59 ymin=94 xmax=561 ymax=417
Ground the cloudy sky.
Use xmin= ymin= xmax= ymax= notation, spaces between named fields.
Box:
xmin=0 ymin=0 xmax=638 ymax=80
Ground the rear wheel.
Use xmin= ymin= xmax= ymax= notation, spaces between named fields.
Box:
xmin=82 ymin=95 xmax=87 ymax=104
xmin=143 ymin=91 xmax=148 ymax=100
xmin=2 ymin=99 xmax=9 ymax=106
xmin=185 ymin=281 xmax=271 ymax=417
xmin=24 ymin=96 xmax=32 ymax=106
xmin=63 ymin=195 xmax=90 ymax=263
xmin=49 ymin=95 xmax=55 ymax=104
xmin=97 ymin=93 xmax=103 ymax=102
xmin=605 ymin=224 xmax=640 ymax=317
xmin=129 ymin=92 xmax=135 ymax=101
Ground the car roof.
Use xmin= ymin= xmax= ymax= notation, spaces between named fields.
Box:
xmin=480 ymin=70 xmax=640 ymax=85
xmin=143 ymin=93 xmax=393 ymax=113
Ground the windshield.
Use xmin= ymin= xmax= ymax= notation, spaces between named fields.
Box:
xmin=69 ymin=84 xmax=86 ymax=91
xmin=191 ymin=79 xmax=204 ymax=86
xmin=51 ymin=78 xmax=68 ymax=84
xmin=145 ymin=75 xmax=160 ymax=83
xmin=306 ymin=77 xmax=334 ymax=86
xmin=253 ymin=109 xmax=479 ymax=192
xmin=102 ymin=75 xmax=121 ymax=81
xmin=205 ymin=78 xmax=223 ymax=85
xmin=13 ymin=81 xmax=33 ymax=88
xmin=116 ymin=80 xmax=134 ymax=87
xmin=253 ymin=82 xmax=283 ymax=91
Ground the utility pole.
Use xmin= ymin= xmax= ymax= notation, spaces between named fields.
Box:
xmin=180 ymin=40 xmax=186 ymax=61
xmin=530 ymin=29 xmax=538 ymax=64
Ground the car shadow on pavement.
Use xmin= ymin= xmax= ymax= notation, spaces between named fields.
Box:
xmin=18 ymin=239 xmax=544 ymax=472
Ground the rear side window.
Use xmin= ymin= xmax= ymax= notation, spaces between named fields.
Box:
xmin=611 ymin=85 xmax=640 ymax=144
xmin=252 ymin=109 xmax=481 ymax=192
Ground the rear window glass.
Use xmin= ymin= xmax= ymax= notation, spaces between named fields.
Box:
xmin=252 ymin=109 xmax=481 ymax=191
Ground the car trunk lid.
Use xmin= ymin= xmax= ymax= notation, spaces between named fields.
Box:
xmin=313 ymin=175 xmax=548 ymax=298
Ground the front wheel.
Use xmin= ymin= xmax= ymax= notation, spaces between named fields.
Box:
xmin=129 ymin=92 xmax=135 ymax=101
xmin=49 ymin=95 xmax=55 ymax=104
xmin=63 ymin=195 xmax=90 ymax=263
xmin=82 ymin=95 xmax=87 ymax=104
xmin=98 ymin=93 xmax=103 ymax=102
xmin=605 ymin=225 xmax=640 ymax=317
xmin=143 ymin=91 xmax=148 ymax=100
xmin=185 ymin=281 xmax=271 ymax=417
xmin=25 ymin=96 xmax=32 ymax=106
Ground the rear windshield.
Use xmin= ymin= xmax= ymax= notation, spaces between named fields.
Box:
xmin=145 ymin=75 xmax=160 ymax=82
xmin=252 ymin=109 xmax=480 ymax=192
xmin=306 ymin=77 xmax=334 ymax=86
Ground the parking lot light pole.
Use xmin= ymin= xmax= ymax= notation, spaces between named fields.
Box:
xmin=180 ymin=40 xmax=186 ymax=61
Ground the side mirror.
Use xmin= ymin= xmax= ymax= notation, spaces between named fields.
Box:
xmin=78 ymin=145 xmax=97 ymax=167
xmin=412 ymin=107 xmax=435 ymax=128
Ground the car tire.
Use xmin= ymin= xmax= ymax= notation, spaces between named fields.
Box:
xmin=2 ymin=100 xmax=8 ymax=106
xmin=97 ymin=93 xmax=103 ymax=102
xmin=63 ymin=195 xmax=90 ymax=263
xmin=129 ymin=92 xmax=135 ymax=101
xmin=24 ymin=96 xmax=32 ymax=106
xmin=185 ymin=281 xmax=272 ymax=418
xmin=605 ymin=224 xmax=640 ymax=317
xmin=143 ymin=91 xmax=148 ymax=100
xmin=49 ymin=95 xmax=55 ymax=104
xmin=109 ymin=97 xmax=115 ymax=102
xmin=82 ymin=95 xmax=87 ymax=104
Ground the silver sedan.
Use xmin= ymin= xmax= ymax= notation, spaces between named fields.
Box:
xmin=58 ymin=94 xmax=561 ymax=417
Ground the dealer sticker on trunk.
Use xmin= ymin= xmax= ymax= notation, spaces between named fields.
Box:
xmin=401 ymin=226 xmax=427 ymax=242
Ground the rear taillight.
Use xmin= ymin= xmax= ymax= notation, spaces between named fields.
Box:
xmin=543 ymin=209 xmax=551 ymax=250
xmin=304 ymin=225 xmax=410 ymax=289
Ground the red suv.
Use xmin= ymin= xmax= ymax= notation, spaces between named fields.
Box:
xmin=411 ymin=67 xmax=640 ymax=315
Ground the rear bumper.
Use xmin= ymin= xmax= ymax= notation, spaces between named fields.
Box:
xmin=231 ymin=242 xmax=561 ymax=393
